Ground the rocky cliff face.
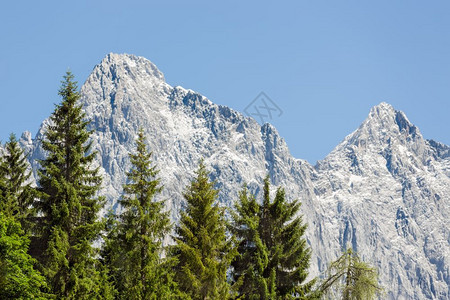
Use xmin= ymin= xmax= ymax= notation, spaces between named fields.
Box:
xmin=314 ymin=103 xmax=449 ymax=298
xmin=22 ymin=53 xmax=449 ymax=299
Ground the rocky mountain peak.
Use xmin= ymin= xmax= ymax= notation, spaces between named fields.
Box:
xmin=317 ymin=102 xmax=430 ymax=180
xmin=100 ymin=53 xmax=165 ymax=82
xmin=79 ymin=54 xmax=172 ymax=138
xmin=365 ymin=102 xmax=418 ymax=138
xmin=339 ymin=102 xmax=422 ymax=152
xmin=81 ymin=53 xmax=166 ymax=108
xmin=369 ymin=100 xmax=394 ymax=114
xmin=368 ymin=101 xmax=395 ymax=118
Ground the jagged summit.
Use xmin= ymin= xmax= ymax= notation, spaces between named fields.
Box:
xmin=79 ymin=53 xmax=171 ymax=134
xmin=364 ymin=102 xmax=416 ymax=133
xmin=98 ymin=53 xmax=165 ymax=82
xmin=366 ymin=102 xmax=418 ymax=136
xmin=333 ymin=102 xmax=422 ymax=153
xmin=318 ymin=102 xmax=430 ymax=178
xmin=81 ymin=53 xmax=167 ymax=110
xmin=368 ymin=101 xmax=395 ymax=116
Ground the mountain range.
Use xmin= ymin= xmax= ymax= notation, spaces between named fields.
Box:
xmin=14 ymin=53 xmax=449 ymax=299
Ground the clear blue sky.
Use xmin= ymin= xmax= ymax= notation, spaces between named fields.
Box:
xmin=1 ymin=1 xmax=449 ymax=163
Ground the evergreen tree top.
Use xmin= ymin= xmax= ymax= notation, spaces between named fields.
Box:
xmin=105 ymin=127 xmax=176 ymax=299
xmin=58 ymin=71 xmax=79 ymax=100
xmin=172 ymin=160 xmax=235 ymax=299
xmin=33 ymin=71 xmax=105 ymax=299
xmin=0 ymin=133 xmax=34 ymax=229
xmin=232 ymin=177 xmax=316 ymax=299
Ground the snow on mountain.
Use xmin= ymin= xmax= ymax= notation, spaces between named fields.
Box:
xmin=314 ymin=102 xmax=449 ymax=298
xmin=23 ymin=53 xmax=449 ymax=299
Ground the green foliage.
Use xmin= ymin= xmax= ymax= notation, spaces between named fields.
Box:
xmin=104 ymin=128 xmax=181 ymax=299
xmin=319 ymin=249 xmax=382 ymax=300
xmin=230 ymin=185 xmax=270 ymax=299
xmin=0 ymin=133 xmax=35 ymax=232
xmin=231 ymin=176 xmax=317 ymax=299
xmin=172 ymin=160 xmax=236 ymax=299
xmin=33 ymin=71 xmax=107 ymax=299
xmin=0 ymin=213 xmax=49 ymax=299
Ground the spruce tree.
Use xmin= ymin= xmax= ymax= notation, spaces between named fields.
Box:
xmin=172 ymin=161 xmax=235 ymax=299
xmin=0 ymin=213 xmax=50 ymax=299
xmin=230 ymin=185 xmax=271 ymax=299
xmin=0 ymin=150 xmax=7 ymax=213
xmin=0 ymin=133 xmax=35 ymax=231
xmin=34 ymin=71 xmax=106 ymax=299
xmin=104 ymin=128 xmax=178 ymax=299
xmin=231 ymin=176 xmax=317 ymax=299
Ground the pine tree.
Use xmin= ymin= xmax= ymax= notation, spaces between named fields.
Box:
xmin=230 ymin=185 xmax=270 ymax=299
xmin=0 ymin=150 xmax=7 ymax=213
xmin=33 ymin=71 xmax=107 ymax=299
xmin=171 ymin=161 xmax=236 ymax=299
xmin=104 ymin=128 xmax=179 ymax=299
xmin=0 ymin=213 xmax=50 ymax=299
xmin=319 ymin=249 xmax=382 ymax=300
xmin=231 ymin=176 xmax=317 ymax=299
xmin=0 ymin=133 xmax=35 ymax=231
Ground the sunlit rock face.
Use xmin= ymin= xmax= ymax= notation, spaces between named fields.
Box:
xmin=23 ymin=54 xmax=449 ymax=299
